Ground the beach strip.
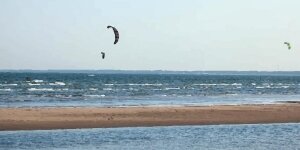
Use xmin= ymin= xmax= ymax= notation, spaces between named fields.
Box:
xmin=0 ymin=104 xmax=300 ymax=131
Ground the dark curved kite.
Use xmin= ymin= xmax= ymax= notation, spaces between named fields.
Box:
xmin=101 ymin=52 xmax=105 ymax=59
xmin=284 ymin=42 xmax=291 ymax=50
xmin=107 ymin=26 xmax=119 ymax=44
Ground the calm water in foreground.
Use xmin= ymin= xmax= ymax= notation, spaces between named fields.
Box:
xmin=0 ymin=123 xmax=299 ymax=150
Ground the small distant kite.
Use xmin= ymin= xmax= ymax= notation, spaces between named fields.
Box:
xmin=107 ymin=25 xmax=119 ymax=44
xmin=284 ymin=42 xmax=291 ymax=50
xmin=101 ymin=52 xmax=105 ymax=59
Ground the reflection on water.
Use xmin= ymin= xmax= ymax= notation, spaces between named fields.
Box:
xmin=0 ymin=123 xmax=299 ymax=150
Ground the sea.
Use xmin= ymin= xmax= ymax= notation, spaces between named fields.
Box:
xmin=0 ymin=123 xmax=299 ymax=150
xmin=0 ymin=70 xmax=300 ymax=149
xmin=1 ymin=70 xmax=300 ymax=108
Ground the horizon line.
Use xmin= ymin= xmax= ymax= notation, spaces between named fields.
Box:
xmin=1 ymin=69 xmax=300 ymax=72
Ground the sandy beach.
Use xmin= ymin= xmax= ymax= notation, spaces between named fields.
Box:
xmin=0 ymin=104 xmax=300 ymax=131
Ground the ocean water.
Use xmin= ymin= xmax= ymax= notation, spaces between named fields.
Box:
xmin=1 ymin=71 xmax=300 ymax=107
xmin=1 ymin=72 xmax=300 ymax=150
xmin=0 ymin=123 xmax=299 ymax=150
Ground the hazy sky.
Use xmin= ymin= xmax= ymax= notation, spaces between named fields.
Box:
xmin=0 ymin=0 xmax=300 ymax=71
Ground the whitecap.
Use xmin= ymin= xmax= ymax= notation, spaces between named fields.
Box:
xmin=49 ymin=82 xmax=66 ymax=86
xmin=152 ymin=89 xmax=163 ymax=91
xmin=126 ymin=88 xmax=138 ymax=91
xmin=104 ymin=84 xmax=114 ymax=86
xmin=226 ymin=93 xmax=238 ymax=96
xmin=193 ymin=83 xmax=217 ymax=86
xmin=0 ymin=88 xmax=12 ymax=91
xmin=256 ymin=86 xmax=265 ymax=89
xmin=88 ymin=74 xmax=95 ymax=77
xmin=231 ymin=83 xmax=242 ymax=86
xmin=116 ymin=83 xmax=163 ymax=86
xmin=33 ymin=80 xmax=43 ymax=83
xmin=85 ymin=94 xmax=105 ymax=97
xmin=128 ymin=83 xmax=140 ymax=86
xmin=103 ymin=88 xmax=113 ymax=91
xmin=89 ymin=88 xmax=98 ymax=91
xmin=1 ymin=83 xmax=18 ymax=86
xmin=28 ymin=88 xmax=54 ymax=91
xmin=142 ymin=83 xmax=163 ymax=86
xmin=165 ymin=87 xmax=180 ymax=90
xmin=55 ymin=82 xmax=66 ymax=86
xmin=270 ymin=86 xmax=281 ymax=89
xmin=28 ymin=83 xmax=40 ymax=86
xmin=281 ymin=86 xmax=289 ymax=89
xmin=219 ymin=83 xmax=230 ymax=86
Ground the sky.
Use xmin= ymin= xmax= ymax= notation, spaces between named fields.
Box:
xmin=0 ymin=0 xmax=300 ymax=71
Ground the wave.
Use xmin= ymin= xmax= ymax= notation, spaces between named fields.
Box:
xmin=231 ymin=83 xmax=242 ymax=86
xmin=89 ymin=88 xmax=98 ymax=91
xmin=165 ymin=87 xmax=180 ymax=90
xmin=28 ymin=88 xmax=55 ymax=91
xmin=104 ymin=84 xmax=114 ymax=86
xmin=256 ymin=86 xmax=290 ymax=89
xmin=219 ymin=83 xmax=230 ymax=86
xmin=49 ymin=82 xmax=66 ymax=86
xmin=193 ymin=83 xmax=217 ymax=86
xmin=0 ymin=83 xmax=18 ymax=86
xmin=225 ymin=93 xmax=238 ymax=96
xmin=193 ymin=83 xmax=242 ymax=86
xmin=104 ymin=83 xmax=163 ymax=86
xmin=33 ymin=79 xmax=43 ymax=83
xmin=103 ymin=88 xmax=113 ymax=91
xmin=84 ymin=94 xmax=105 ymax=97
xmin=274 ymin=83 xmax=295 ymax=86
xmin=0 ymin=88 xmax=12 ymax=91
xmin=256 ymin=86 xmax=266 ymax=89
xmin=152 ymin=89 xmax=163 ymax=91
xmin=141 ymin=83 xmax=163 ymax=86
xmin=271 ymin=86 xmax=290 ymax=89
xmin=28 ymin=83 xmax=41 ymax=86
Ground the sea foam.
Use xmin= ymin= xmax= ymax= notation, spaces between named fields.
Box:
xmin=49 ymin=82 xmax=66 ymax=86
xmin=28 ymin=88 xmax=55 ymax=91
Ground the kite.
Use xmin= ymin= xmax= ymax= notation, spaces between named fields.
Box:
xmin=101 ymin=52 xmax=105 ymax=59
xmin=284 ymin=42 xmax=291 ymax=50
xmin=107 ymin=25 xmax=119 ymax=44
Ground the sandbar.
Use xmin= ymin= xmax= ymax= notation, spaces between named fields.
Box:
xmin=0 ymin=104 xmax=300 ymax=131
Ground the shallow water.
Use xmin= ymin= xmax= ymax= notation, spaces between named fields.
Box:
xmin=1 ymin=72 xmax=300 ymax=107
xmin=0 ymin=123 xmax=299 ymax=150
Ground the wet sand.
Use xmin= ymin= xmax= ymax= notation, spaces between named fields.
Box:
xmin=0 ymin=104 xmax=300 ymax=131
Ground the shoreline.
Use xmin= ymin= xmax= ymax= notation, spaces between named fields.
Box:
xmin=1 ymin=101 xmax=299 ymax=108
xmin=1 ymin=103 xmax=300 ymax=131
